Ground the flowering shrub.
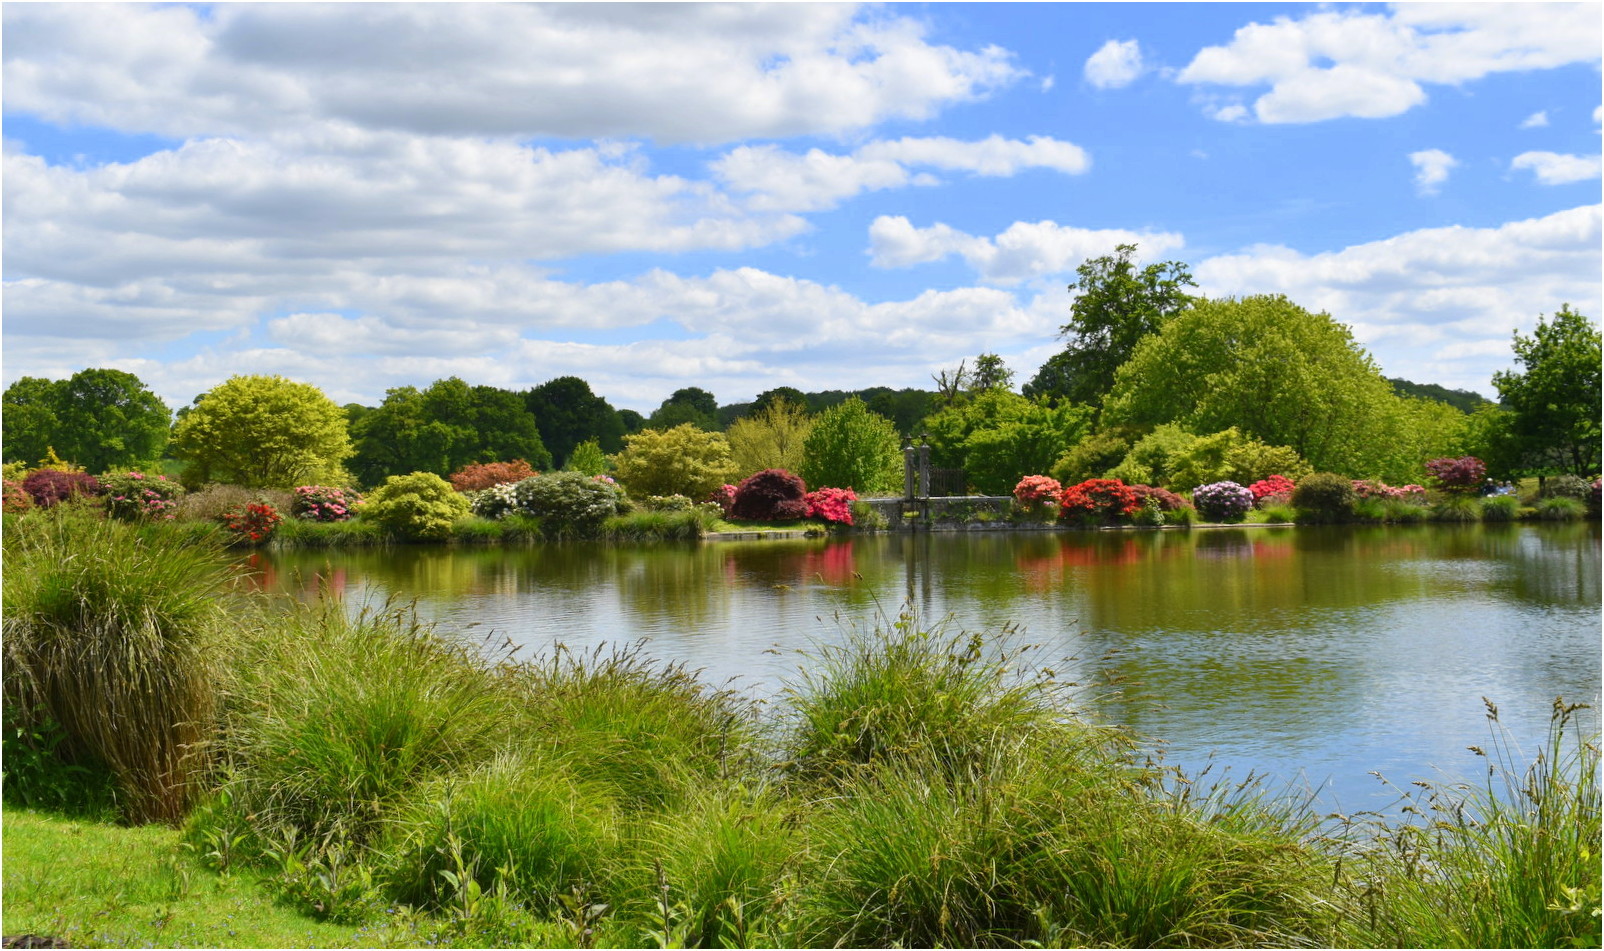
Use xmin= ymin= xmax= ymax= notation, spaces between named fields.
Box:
xmin=805 ymin=486 xmax=857 ymax=525
xmin=449 ymin=459 xmax=539 ymax=493
xmin=514 ymin=472 xmax=622 ymax=536
xmin=1248 ymin=475 xmax=1297 ymax=505
xmin=101 ymin=471 xmax=185 ymax=521
xmin=1191 ymin=481 xmax=1254 ymax=523
xmin=1128 ymin=484 xmax=1190 ymax=512
xmin=1059 ymin=478 xmax=1141 ymax=525
xmin=223 ymin=502 xmax=283 ymax=544
xmin=3 ymin=479 xmax=32 ymax=514
xmin=20 ymin=469 xmax=101 ymax=508
xmin=644 ymin=494 xmax=695 ymax=511
xmin=1352 ymin=479 xmax=1428 ymax=503
xmin=1425 ymin=456 xmax=1486 ymax=495
xmin=468 ymin=482 xmax=521 ymax=520
xmin=707 ymin=484 xmax=737 ymax=516
xmin=292 ymin=485 xmax=361 ymax=522
xmin=1013 ymin=475 xmax=1063 ymax=512
xmin=731 ymin=468 xmax=809 ymax=521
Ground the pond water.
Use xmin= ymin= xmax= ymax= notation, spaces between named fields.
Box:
xmin=251 ymin=522 xmax=1601 ymax=814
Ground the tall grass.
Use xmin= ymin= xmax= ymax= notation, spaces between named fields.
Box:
xmin=1481 ymin=494 xmax=1521 ymax=521
xmin=602 ymin=508 xmax=719 ymax=541
xmin=1429 ymin=494 xmax=1482 ymax=522
xmin=2 ymin=508 xmax=232 ymax=823
xmin=1534 ymin=496 xmax=1587 ymax=521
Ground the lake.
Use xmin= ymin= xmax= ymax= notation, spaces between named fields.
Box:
xmin=250 ymin=521 xmax=1601 ymax=814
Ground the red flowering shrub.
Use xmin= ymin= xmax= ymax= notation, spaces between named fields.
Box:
xmin=706 ymin=484 xmax=737 ymax=516
xmin=1013 ymin=475 xmax=1062 ymax=511
xmin=1248 ymin=475 xmax=1297 ymax=504
xmin=1425 ymin=456 xmax=1486 ymax=494
xmin=1059 ymin=478 xmax=1141 ymax=524
xmin=731 ymin=468 xmax=809 ymax=521
xmin=449 ymin=459 xmax=539 ymax=492
xmin=21 ymin=468 xmax=101 ymax=508
xmin=805 ymin=486 xmax=857 ymax=525
xmin=3 ymin=479 xmax=32 ymax=514
xmin=223 ymin=502 xmax=283 ymax=544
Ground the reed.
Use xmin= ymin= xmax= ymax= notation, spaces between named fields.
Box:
xmin=1480 ymin=494 xmax=1521 ymax=522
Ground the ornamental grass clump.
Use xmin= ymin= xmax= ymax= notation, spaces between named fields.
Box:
xmin=2 ymin=508 xmax=231 ymax=824
xmin=730 ymin=468 xmax=808 ymax=521
xmin=1191 ymin=481 xmax=1254 ymax=523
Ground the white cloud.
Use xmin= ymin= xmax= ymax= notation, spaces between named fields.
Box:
xmin=1177 ymin=4 xmax=1600 ymax=123
xmin=1511 ymin=150 xmax=1604 ymax=184
xmin=868 ymin=216 xmax=1185 ymax=284
xmin=712 ymin=135 xmax=1089 ymax=212
xmin=1084 ymin=39 xmax=1144 ymax=89
xmin=1520 ymin=110 xmax=1551 ymax=128
xmin=2 ymin=3 xmax=1023 ymax=143
xmin=1409 ymin=149 xmax=1458 ymax=195
xmin=1040 ymin=75 xmax=1056 ymax=92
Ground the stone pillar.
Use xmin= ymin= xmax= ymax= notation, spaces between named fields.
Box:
xmin=902 ymin=437 xmax=917 ymax=501
xmin=918 ymin=434 xmax=931 ymax=499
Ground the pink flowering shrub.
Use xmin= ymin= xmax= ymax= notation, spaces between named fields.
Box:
xmin=293 ymin=485 xmax=362 ymax=522
xmin=1013 ymin=475 xmax=1063 ymax=511
xmin=101 ymin=471 xmax=185 ymax=521
xmin=1059 ymin=478 xmax=1141 ymax=525
xmin=707 ymin=484 xmax=737 ymax=516
xmin=1425 ymin=456 xmax=1486 ymax=495
xmin=1352 ymin=479 xmax=1428 ymax=503
xmin=1249 ymin=475 xmax=1297 ymax=505
xmin=3 ymin=479 xmax=32 ymax=514
xmin=805 ymin=486 xmax=857 ymax=525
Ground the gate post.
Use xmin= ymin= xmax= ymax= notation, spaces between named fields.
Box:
xmin=918 ymin=434 xmax=931 ymax=498
xmin=903 ymin=437 xmax=917 ymax=501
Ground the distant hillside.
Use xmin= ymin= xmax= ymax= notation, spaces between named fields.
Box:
xmin=1388 ymin=377 xmax=1494 ymax=413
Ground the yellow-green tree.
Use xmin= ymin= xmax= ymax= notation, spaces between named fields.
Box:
xmin=726 ymin=398 xmax=814 ymax=480
xmin=611 ymin=424 xmax=739 ymax=499
xmin=172 ymin=375 xmax=352 ymax=488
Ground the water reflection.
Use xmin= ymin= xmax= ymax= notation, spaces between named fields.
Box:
xmin=257 ymin=523 xmax=1600 ymax=813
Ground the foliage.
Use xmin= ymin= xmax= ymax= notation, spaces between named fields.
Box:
xmin=563 ymin=438 xmax=611 ymax=477
xmin=362 ymin=472 xmax=471 ymax=540
xmin=1291 ymin=472 xmax=1357 ymax=524
xmin=1425 ymin=456 xmax=1487 ymax=494
xmin=799 ymin=397 xmax=902 ymax=497
xmin=1162 ymin=427 xmax=1312 ymax=492
xmin=1013 ymin=475 xmax=1063 ymax=513
xmin=223 ymin=502 xmax=284 ymax=544
xmin=100 ymin=471 xmax=184 ymax=521
xmin=1128 ymin=483 xmax=1190 ymax=513
xmin=3 ymin=369 xmax=171 ymax=473
xmin=175 ymin=484 xmax=293 ymax=524
xmin=1387 ymin=377 xmax=1495 ymax=414
xmin=731 ymin=468 xmax=809 ymax=521
xmin=448 ymin=459 xmax=539 ymax=492
xmin=1492 ymin=305 xmax=1602 ymax=477
xmin=707 ymin=483 xmax=737 ymax=515
xmin=1059 ymin=478 xmax=1141 ymax=525
xmin=1533 ymin=496 xmax=1586 ymax=521
xmin=1480 ymin=495 xmax=1521 ymax=522
xmin=1539 ymin=473 xmax=1591 ymax=501
xmin=513 ymin=472 xmax=622 ymax=537
xmin=648 ymin=386 xmax=719 ymax=431
xmin=923 ymin=390 xmax=1094 ymax=496
xmin=1 ymin=377 xmax=63 ymax=468
xmin=726 ymin=398 xmax=814 ymax=478
xmin=805 ymin=487 xmax=857 ymax=525
xmin=21 ymin=468 xmax=101 ymax=508
xmin=1249 ymin=474 xmax=1297 ymax=504
xmin=1190 ymin=481 xmax=1254 ymax=523
xmin=350 ymin=378 xmax=550 ymax=486
xmin=1351 ymin=479 xmax=1427 ymax=503
xmin=3 ymin=510 xmax=229 ymax=823
xmin=291 ymin=484 xmax=361 ymax=522
xmin=1106 ymin=423 xmax=1197 ymax=486
xmin=612 ymin=424 xmax=739 ymax=500
xmin=1050 ymin=430 xmax=1132 ymax=485
xmin=524 ymin=376 xmax=628 ymax=466
xmin=3 ymin=479 xmax=32 ymax=514
xmin=1030 ymin=243 xmax=1197 ymax=410
xmin=172 ymin=375 xmax=353 ymax=489
xmin=1105 ymin=295 xmax=1415 ymax=479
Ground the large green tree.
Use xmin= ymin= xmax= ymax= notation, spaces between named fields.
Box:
xmin=2 ymin=369 xmax=169 ymax=472
xmin=171 ymin=375 xmax=352 ymax=488
xmin=647 ymin=386 xmax=719 ymax=431
xmin=350 ymin=377 xmax=549 ymax=485
xmin=1491 ymin=305 xmax=1601 ymax=477
xmin=800 ymin=397 xmax=902 ymax=495
xmin=1103 ymin=295 xmax=1415 ymax=480
xmin=726 ymin=398 xmax=814 ymax=479
xmin=1027 ymin=243 xmax=1196 ymax=411
xmin=524 ymin=376 xmax=627 ymax=467
xmin=922 ymin=389 xmax=1092 ymax=495
xmin=2 ymin=376 xmax=64 ymax=467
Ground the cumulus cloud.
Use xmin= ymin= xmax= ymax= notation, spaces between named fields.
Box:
xmin=712 ymin=135 xmax=1090 ymax=211
xmin=1177 ymin=4 xmax=1600 ymax=123
xmin=1409 ymin=149 xmax=1458 ymax=195
xmin=868 ymin=216 xmax=1185 ymax=284
xmin=2 ymin=3 xmax=1023 ymax=143
xmin=1511 ymin=150 xmax=1604 ymax=184
xmin=1084 ymin=39 xmax=1144 ymax=89
xmin=1520 ymin=110 xmax=1550 ymax=128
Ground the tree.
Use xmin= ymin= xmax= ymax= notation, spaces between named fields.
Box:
xmin=1029 ymin=243 xmax=1196 ymax=411
xmin=726 ymin=398 xmax=814 ymax=479
xmin=1492 ymin=305 xmax=1601 ymax=477
xmin=524 ymin=376 xmax=627 ymax=466
xmin=350 ymin=378 xmax=549 ymax=485
xmin=647 ymin=387 xmax=719 ymax=430
xmin=752 ymin=387 xmax=807 ymax=415
xmin=800 ymin=397 xmax=902 ymax=495
xmin=2 ymin=376 xmax=63 ymax=467
xmin=969 ymin=353 xmax=1014 ymax=393
xmin=1 ymin=369 xmax=169 ymax=472
xmin=611 ymin=424 xmax=739 ymax=499
xmin=921 ymin=389 xmax=1092 ymax=495
xmin=1103 ymin=295 xmax=1412 ymax=479
xmin=171 ymin=375 xmax=352 ymax=488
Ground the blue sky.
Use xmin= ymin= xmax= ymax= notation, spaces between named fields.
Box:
xmin=3 ymin=2 xmax=1599 ymax=413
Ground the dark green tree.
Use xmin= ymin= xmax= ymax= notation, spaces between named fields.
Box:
xmin=648 ymin=387 xmax=718 ymax=431
xmin=969 ymin=353 xmax=1014 ymax=393
xmin=1492 ymin=305 xmax=1602 ymax=477
xmin=752 ymin=386 xmax=808 ymax=415
xmin=1028 ymin=244 xmax=1196 ymax=412
xmin=524 ymin=376 xmax=627 ymax=467
xmin=2 ymin=369 xmax=170 ymax=472
xmin=350 ymin=378 xmax=549 ymax=485
xmin=2 ymin=376 xmax=63 ymax=466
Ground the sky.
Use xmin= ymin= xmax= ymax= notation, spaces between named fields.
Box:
xmin=2 ymin=2 xmax=1600 ymax=414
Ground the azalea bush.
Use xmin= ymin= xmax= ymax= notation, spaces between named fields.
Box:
xmin=1425 ymin=456 xmax=1486 ymax=495
xmin=448 ymin=460 xmax=539 ymax=493
xmin=1191 ymin=481 xmax=1254 ymax=523
xmin=512 ymin=471 xmax=622 ymax=537
xmin=99 ymin=472 xmax=185 ymax=521
xmin=805 ymin=487 xmax=857 ymax=526
xmin=20 ymin=469 xmax=100 ymax=509
xmin=731 ymin=468 xmax=809 ymax=521
xmin=1012 ymin=475 xmax=1063 ymax=514
xmin=2 ymin=479 xmax=32 ymax=514
xmin=1059 ymin=478 xmax=1141 ymax=525
xmin=707 ymin=484 xmax=737 ymax=516
xmin=1248 ymin=475 xmax=1297 ymax=505
xmin=1352 ymin=479 xmax=1428 ymax=503
xmin=467 ymin=482 xmax=520 ymax=520
xmin=291 ymin=485 xmax=361 ymax=522
xmin=223 ymin=502 xmax=283 ymax=544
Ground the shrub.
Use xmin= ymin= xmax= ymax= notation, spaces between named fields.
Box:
xmin=513 ymin=471 xmax=622 ymax=537
xmin=1191 ymin=481 xmax=1254 ymax=523
xmin=467 ymin=482 xmax=520 ymax=520
xmin=3 ymin=479 xmax=32 ymax=514
xmin=563 ymin=439 xmax=611 ymax=477
xmin=1051 ymin=431 xmax=1131 ymax=485
xmin=613 ymin=424 xmax=739 ymax=500
xmin=99 ymin=472 xmax=185 ymax=521
xmin=1249 ymin=475 xmax=1297 ymax=504
xmin=1013 ymin=475 xmax=1063 ymax=513
xmin=1425 ymin=456 xmax=1487 ymax=494
xmin=291 ymin=484 xmax=361 ymax=522
xmin=1539 ymin=474 xmax=1591 ymax=501
xmin=1106 ymin=424 xmax=1196 ymax=487
xmin=223 ymin=502 xmax=284 ymax=544
xmin=1480 ymin=495 xmax=1520 ymax=522
xmin=731 ymin=469 xmax=809 ymax=521
xmin=707 ymin=483 xmax=737 ymax=516
xmin=799 ymin=397 xmax=902 ymax=497
xmin=1059 ymin=478 xmax=1141 ymax=525
xmin=1166 ymin=428 xmax=1310 ymax=493
xmin=1292 ymin=472 xmax=1357 ymax=524
xmin=806 ymin=487 xmax=857 ymax=526
xmin=1534 ymin=496 xmax=1586 ymax=521
xmin=1428 ymin=495 xmax=1481 ymax=522
xmin=21 ymin=468 xmax=101 ymax=508
xmin=176 ymin=484 xmax=294 ymax=523
xmin=362 ymin=472 xmax=471 ymax=540
xmin=449 ymin=460 xmax=538 ymax=493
